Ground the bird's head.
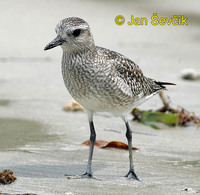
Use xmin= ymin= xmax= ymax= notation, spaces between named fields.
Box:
xmin=44 ymin=17 xmax=95 ymax=53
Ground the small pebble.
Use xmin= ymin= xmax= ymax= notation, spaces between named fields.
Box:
xmin=182 ymin=188 xmax=200 ymax=193
xmin=180 ymin=69 xmax=200 ymax=80
xmin=63 ymin=100 xmax=83 ymax=112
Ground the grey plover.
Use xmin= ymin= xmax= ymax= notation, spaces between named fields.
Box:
xmin=44 ymin=17 xmax=175 ymax=180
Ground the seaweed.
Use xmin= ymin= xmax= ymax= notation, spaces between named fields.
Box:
xmin=0 ymin=170 xmax=16 ymax=185
xmin=132 ymin=91 xmax=200 ymax=128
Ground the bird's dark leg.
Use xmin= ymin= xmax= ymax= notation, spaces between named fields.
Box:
xmin=81 ymin=120 xmax=96 ymax=178
xmin=124 ymin=121 xmax=140 ymax=181
xmin=66 ymin=111 xmax=96 ymax=179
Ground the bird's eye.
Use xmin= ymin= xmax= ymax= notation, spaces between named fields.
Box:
xmin=72 ymin=29 xmax=81 ymax=37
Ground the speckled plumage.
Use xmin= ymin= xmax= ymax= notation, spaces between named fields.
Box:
xmin=62 ymin=47 xmax=159 ymax=114
xmin=44 ymin=17 xmax=174 ymax=180
xmin=60 ymin=24 xmax=164 ymax=115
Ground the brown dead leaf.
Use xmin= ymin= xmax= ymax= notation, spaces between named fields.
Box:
xmin=82 ymin=140 xmax=138 ymax=150
xmin=103 ymin=141 xmax=138 ymax=150
xmin=82 ymin=140 xmax=108 ymax=148
xmin=0 ymin=170 xmax=17 ymax=185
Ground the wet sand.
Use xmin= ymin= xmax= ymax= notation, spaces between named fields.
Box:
xmin=0 ymin=0 xmax=200 ymax=194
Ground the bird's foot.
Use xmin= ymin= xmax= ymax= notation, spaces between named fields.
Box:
xmin=125 ymin=169 xmax=140 ymax=181
xmin=81 ymin=172 xmax=93 ymax=178
xmin=65 ymin=172 xmax=96 ymax=179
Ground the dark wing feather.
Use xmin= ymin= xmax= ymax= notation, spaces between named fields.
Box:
xmin=97 ymin=47 xmax=175 ymax=99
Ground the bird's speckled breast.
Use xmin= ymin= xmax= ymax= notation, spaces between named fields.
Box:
xmin=61 ymin=51 xmax=136 ymax=113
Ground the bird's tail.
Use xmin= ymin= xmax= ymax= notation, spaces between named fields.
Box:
xmin=155 ymin=81 xmax=176 ymax=89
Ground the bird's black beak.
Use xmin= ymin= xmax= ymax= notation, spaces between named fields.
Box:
xmin=44 ymin=35 xmax=65 ymax=50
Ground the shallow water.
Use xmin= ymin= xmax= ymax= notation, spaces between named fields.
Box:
xmin=0 ymin=100 xmax=10 ymax=106
xmin=0 ymin=118 xmax=56 ymax=150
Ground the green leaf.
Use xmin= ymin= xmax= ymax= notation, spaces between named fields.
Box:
xmin=140 ymin=120 xmax=160 ymax=129
xmin=141 ymin=111 xmax=178 ymax=126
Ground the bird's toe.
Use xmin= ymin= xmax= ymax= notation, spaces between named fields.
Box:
xmin=125 ymin=169 xmax=140 ymax=181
